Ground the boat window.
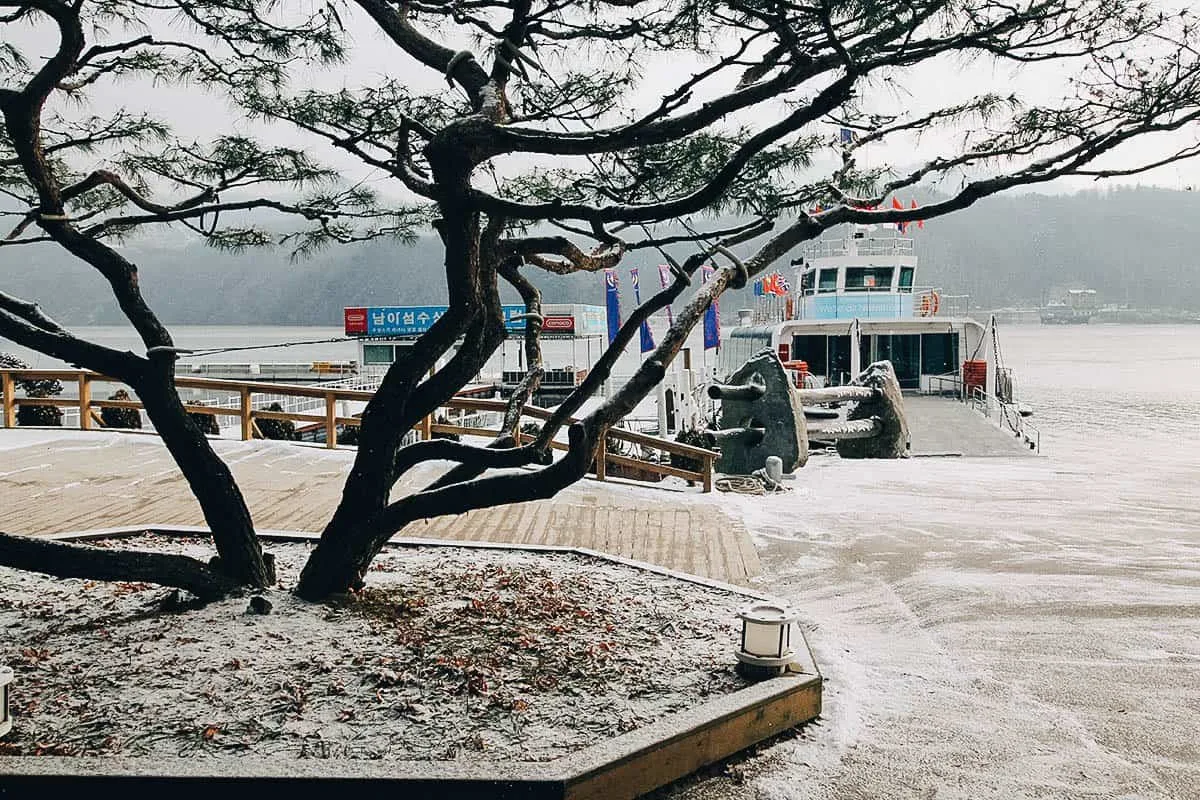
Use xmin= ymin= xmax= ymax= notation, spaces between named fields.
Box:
xmin=363 ymin=344 xmax=395 ymax=365
xmin=801 ymin=269 xmax=816 ymax=293
xmin=899 ymin=267 xmax=915 ymax=292
xmin=876 ymin=334 xmax=920 ymax=389
xmin=845 ymin=267 xmax=894 ymax=291
xmin=920 ymin=332 xmax=959 ymax=375
xmin=791 ymin=335 xmax=828 ymax=375
xmin=818 ymin=269 xmax=838 ymax=293
xmin=828 ymin=336 xmax=852 ymax=385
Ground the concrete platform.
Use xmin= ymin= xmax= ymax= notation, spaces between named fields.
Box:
xmin=903 ymin=394 xmax=1036 ymax=457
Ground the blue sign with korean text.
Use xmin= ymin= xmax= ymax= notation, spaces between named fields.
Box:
xmin=358 ymin=305 xmax=528 ymax=337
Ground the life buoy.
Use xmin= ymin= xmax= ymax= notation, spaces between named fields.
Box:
xmin=919 ymin=291 xmax=940 ymax=317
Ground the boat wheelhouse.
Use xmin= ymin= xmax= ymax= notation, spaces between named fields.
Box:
xmin=721 ymin=227 xmax=1000 ymax=399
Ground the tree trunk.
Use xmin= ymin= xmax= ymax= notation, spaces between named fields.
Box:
xmin=0 ymin=531 xmax=240 ymax=601
xmin=136 ymin=371 xmax=272 ymax=588
xmin=295 ymin=424 xmax=598 ymax=601
xmin=296 ymin=192 xmax=493 ymax=600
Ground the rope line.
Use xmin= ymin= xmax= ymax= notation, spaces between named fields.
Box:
xmin=179 ymin=336 xmax=357 ymax=358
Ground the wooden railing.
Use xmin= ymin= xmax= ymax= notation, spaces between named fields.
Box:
xmin=0 ymin=369 xmax=716 ymax=492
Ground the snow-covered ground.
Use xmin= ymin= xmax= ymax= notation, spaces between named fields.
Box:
xmin=665 ymin=452 xmax=1200 ymax=799
xmin=4 ymin=326 xmax=1198 ymax=796
xmin=669 ymin=324 xmax=1200 ymax=799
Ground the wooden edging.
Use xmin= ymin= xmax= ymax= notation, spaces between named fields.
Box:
xmin=2 ymin=528 xmax=822 ymax=800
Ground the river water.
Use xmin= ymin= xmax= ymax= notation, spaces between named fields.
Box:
xmin=5 ymin=322 xmax=1197 ymax=447
xmin=995 ymin=323 xmax=1200 ymax=460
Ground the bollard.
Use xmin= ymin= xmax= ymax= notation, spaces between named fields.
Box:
xmin=832 ymin=361 xmax=909 ymax=458
xmin=711 ymin=348 xmax=808 ymax=474
xmin=764 ymin=456 xmax=784 ymax=484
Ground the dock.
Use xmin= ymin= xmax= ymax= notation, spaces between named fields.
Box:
xmin=0 ymin=433 xmax=760 ymax=586
xmin=905 ymin=394 xmax=1037 ymax=457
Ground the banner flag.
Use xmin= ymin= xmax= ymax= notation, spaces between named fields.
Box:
xmin=631 ymin=268 xmax=655 ymax=353
xmin=604 ymin=268 xmax=621 ymax=345
xmin=702 ymin=266 xmax=721 ymax=350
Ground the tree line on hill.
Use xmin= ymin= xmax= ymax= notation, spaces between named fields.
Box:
xmin=6 ymin=186 xmax=1198 ymax=328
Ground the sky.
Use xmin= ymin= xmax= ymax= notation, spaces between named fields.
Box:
xmin=5 ymin=0 xmax=1200 ymax=219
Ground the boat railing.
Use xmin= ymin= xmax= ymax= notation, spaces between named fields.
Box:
xmin=996 ymin=398 xmax=1041 ymax=453
xmin=932 ymin=294 xmax=971 ymax=317
xmin=925 ymin=372 xmax=963 ymax=398
xmin=964 ymin=382 xmax=1041 ymax=453
xmin=801 ymin=236 xmax=914 ymax=259
xmin=1020 ymin=419 xmax=1041 ymax=453
xmin=792 ymin=286 xmax=969 ymax=319
xmin=967 ymin=384 xmax=991 ymax=417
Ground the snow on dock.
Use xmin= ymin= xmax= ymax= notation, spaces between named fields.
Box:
xmin=680 ymin=443 xmax=1200 ymax=798
xmin=0 ymin=431 xmax=760 ymax=586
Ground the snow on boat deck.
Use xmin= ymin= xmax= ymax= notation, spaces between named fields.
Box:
xmin=904 ymin=394 xmax=1036 ymax=457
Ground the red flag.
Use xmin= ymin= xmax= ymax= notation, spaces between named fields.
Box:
xmin=912 ymin=199 xmax=924 ymax=229
xmin=892 ymin=197 xmax=908 ymax=233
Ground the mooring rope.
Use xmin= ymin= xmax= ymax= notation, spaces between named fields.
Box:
xmin=715 ymin=475 xmax=767 ymax=495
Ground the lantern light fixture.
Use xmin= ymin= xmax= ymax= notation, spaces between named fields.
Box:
xmin=0 ymin=666 xmax=12 ymax=738
xmin=735 ymin=601 xmax=798 ymax=679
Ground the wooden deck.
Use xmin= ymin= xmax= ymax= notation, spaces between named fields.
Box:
xmin=0 ymin=434 xmax=760 ymax=586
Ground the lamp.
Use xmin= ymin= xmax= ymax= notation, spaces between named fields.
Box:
xmin=0 ymin=666 xmax=12 ymax=738
xmin=735 ymin=602 xmax=798 ymax=679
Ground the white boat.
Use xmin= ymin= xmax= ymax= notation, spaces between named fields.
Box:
xmin=719 ymin=226 xmax=1029 ymax=429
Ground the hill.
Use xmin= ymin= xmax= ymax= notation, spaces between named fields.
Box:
xmin=3 ymin=186 xmax=1198 ymax=327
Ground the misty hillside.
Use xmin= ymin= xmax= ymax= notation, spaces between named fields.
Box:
xmin=4 ymin=186 xmax=1199 ymax=327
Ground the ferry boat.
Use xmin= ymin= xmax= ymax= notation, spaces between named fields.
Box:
xmin=720 ymin=226 xmax=1016 ymax=410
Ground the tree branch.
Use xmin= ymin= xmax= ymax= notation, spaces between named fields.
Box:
xmin=0 ymin=304 xmax=143 ymax=380
xmin=0 ymin=531 xmax=241 ymax=602
xmin=391 ymin=438 xmax=542 ymax=477
xmin=353 ymin=0 xmax=491 ymax=108
xmin=497 ymin=258 xmax=543 ymax=439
